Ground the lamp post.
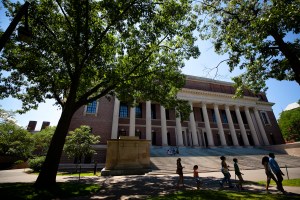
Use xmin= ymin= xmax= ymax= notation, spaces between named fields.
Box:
xmin=0 ymin=1 xmax=31 ymax=52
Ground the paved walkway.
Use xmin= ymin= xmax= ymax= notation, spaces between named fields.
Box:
xmin=0 ymin=168 xmax=300 ymax=199
xmin=150 ymin=147 xmax=300 ymax=173
xmin=1 ymin=147 xmax=300 ymax=199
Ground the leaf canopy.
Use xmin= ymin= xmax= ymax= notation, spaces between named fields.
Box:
xmin=278 ymin=107 xmax=300 ymax=142
xmin=1 ymin=0 xmax=200 ymax=115
xmin=64 ymin=125 xmax=100 ymax=161
xmin=196 ymin=0 xmax=300 ymax=96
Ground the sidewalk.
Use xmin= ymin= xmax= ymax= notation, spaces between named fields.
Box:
xmin=0 ymin=168 xmax=300 ymax=199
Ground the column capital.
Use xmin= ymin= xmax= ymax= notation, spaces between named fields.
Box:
xmin=201 ymin=102 xmax=208 ymax=107
xmin=225 ymin=104 xmax=232 ymax=109
xmin=234 ymin=105 xmax=240 ymax=109
xmin=213 ymin=103 xmax=220 ymax=107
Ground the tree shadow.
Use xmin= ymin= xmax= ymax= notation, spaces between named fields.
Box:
xmin=62 ymin=175 xmax=300 ymax=199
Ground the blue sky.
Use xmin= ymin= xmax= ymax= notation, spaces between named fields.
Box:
xmin=0 ymin=2 xmax=299 ymax=130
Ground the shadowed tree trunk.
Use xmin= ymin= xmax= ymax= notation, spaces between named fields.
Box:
xmin=34 ymin=103 xmax=76 ymax=188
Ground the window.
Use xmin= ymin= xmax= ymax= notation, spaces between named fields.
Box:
xmin=260 ymin=111 xmax=270 ymax=125
xmin=135 ymin=103 xmax=142 ymax=118
xmin=212 ymin=109 xmax=217 ymax=123
xmin=166 ymin=109 xmax=170 ymax=120
xmin=151 ymin=104 xmax=156 ymax=119
xmin=119 ymin=103 xmax=129 ymax=118
xmin=119 ymin=130 xmax=127 ymax=137
xmin=135 ymin=130 xmax=142 ymax=139
xmin=86 ymin=101 xmax=97 ymax=114
xmin=231 ymin=111 xmax=238 ymax=124
xmin=200 ymin=108 xmax=204 ymax=122
xmin=221 ymin=110 xmax=228 ymax=123
xmin=241 ymin=112 xmax=248 ymax=124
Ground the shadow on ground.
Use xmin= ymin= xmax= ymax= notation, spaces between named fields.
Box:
xmin=62 ymin=175 xmax=300 ymax=200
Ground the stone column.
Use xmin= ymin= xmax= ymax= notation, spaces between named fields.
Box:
xmin=213 ymin=104 xmax=227 ymax=146
xmin=111 ymin=97 xmax=120 ymax=139
xmin=254 ymin=108 xmax=270 ymax=145
xmin=160 ymin=105 xmax=168 ymax=146
xmin=129 ymin=106 xmax=136 ymax=136
xmin=201 ymin=102 xmax=214 ymax=147
xmin=189 ymin=102 xmax=199 ymax=146
xmin=235 ymin=106 xmax=250 ymax=146
xmin=146 ymin=101 xmax=152 ymax=141
xmin=175 ymin=111 xmax=184 ymax=146
xmin=225 ymin=105 xmax=239 ymax=146
xmin=245 ymin=107 xmax=260 ymax=146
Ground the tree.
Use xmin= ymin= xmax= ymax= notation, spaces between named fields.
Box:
xmin=0 ymin=0 xmax=199 ymax=188
xmin=278 ymin=107 xmax=300 ymax=142
xmin=0 ymin=106 xmax=17 ymax=124
xmin=0 ymin=122 xmax=34 ymax=159
xmin=64 ymin=125 xmax=100 ymax=164
xmin=32 ymin=126 xmax=55 ymax=156
xmin=196 ymin=0 xmax=300 ymax=96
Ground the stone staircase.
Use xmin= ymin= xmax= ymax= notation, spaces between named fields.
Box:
xmin=148 ymin=146 xmax=300 ymax=175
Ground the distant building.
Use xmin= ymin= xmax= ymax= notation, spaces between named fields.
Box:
xmin=26 ymin=121 xmax=37 ymax=131
xmin=41 ymin=121 xmax=50 ymax=130
xmin=64 ymin=75 xmax=284 ymax=163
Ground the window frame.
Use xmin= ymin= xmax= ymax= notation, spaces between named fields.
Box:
xmin=85 ymin=100 xmax=98 ymax=116
xmin=135 ymin=103 xmax=142 ymax=118
xmin=260 ymin=111 xmax=271 ymax=125
xmin=119 ymin=103 xmax=129 ymax=118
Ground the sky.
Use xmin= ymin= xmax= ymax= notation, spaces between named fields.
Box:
xmin=0 ymin=2 xmax=299 ymax=130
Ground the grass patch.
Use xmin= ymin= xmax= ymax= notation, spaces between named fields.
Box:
xmin=257 ymin=178 xmax=300 ymax=187
xmin=148 ymin=189 xmax=300 ymax=200
xmin=0 ymin=182 xmax=100 ymax=200
xmin=28 ymin=171 xmax=100 ymax=177
xmin=57 ymin=171 xmax=100 ymax=176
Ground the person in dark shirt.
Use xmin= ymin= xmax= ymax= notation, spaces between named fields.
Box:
xmin=233 ymin=158 xmax=244 ymax=190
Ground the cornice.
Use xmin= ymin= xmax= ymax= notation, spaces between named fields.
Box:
xmin=185 ymin=75 xmax=234 ymax=86
xmin=177 ymin=88 xmax=274 ymax=110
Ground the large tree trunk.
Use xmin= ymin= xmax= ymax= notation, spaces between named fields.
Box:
xmin=271 ymin=30 xmax=300 ymax=85
xmin=34 ymin=104 xmax=76 ymax=189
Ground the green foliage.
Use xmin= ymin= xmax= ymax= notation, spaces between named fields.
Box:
xmin=258 ymin=178 xmax=300 ymax=187
xmin=64 ymin=125 xmax=100 ymax=163
xmin=0 ymin=0 xmax=199 ymax=185
xmin=149 ymin=189 xmax=299 ymax=200
xmin=0 ymin=182 xmax=100 ymax=200
xmin=32 ymin=126 xmax=55 ymax=156
xmin=0 ymin=0 xmax=199 ymax=114
xmin=0 ymin=106 xmax=16 ymax=124
xmin=278 ymin=107 xmax=300 ymax=142
xmin=28 ymin=156 xmax=46 ymax=172
xmin=197 ymin=0 xmax=300 ymax=96
xmin=0 ymin=122 xmax=34 ymax=159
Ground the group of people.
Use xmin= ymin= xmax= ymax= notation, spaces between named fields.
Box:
xmin=167 ymin=147 xmax=179 ymax=156
xmin=176 ymin=152 xmax=286 ymax=193
xmin=262 ymin=153 xmax=285 ymax=193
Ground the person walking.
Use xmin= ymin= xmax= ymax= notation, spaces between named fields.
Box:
xmin=269 ymin=153 xmax=285 ymax=193
xmin=193 ymin=165 xmax=201 ymax=190
xmin=233 ymin=158 xmax=244 ymax=190
xmin=219 ymin=156 xmax=234 ymax=188
xmin=176 ymin=158 xmax=184 ymax=189
xmin=262 ymin=156 xmax=278 ymax=193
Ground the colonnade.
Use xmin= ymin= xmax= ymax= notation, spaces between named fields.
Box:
xmin=111 ymin=98 xmax=270 ymax=147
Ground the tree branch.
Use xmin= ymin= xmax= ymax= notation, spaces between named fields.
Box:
xmin=55 ymin=0 xmax=74 ymax=33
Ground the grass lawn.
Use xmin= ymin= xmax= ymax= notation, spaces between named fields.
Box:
xmin=29 ymin=171 xmax=101 ymax=176
xmin=258 ymin=178 xmax=300 ymax=187
xmin=57 ymin=171 xmax=100 ymax=176
xmin=148 ymin=189 xmax=300 ymax=200
xmin=0 ymin=182 xmax=101 ymax=200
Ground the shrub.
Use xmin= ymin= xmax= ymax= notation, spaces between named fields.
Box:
xmin=28 ymin=156 xmax=45 ymax=172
